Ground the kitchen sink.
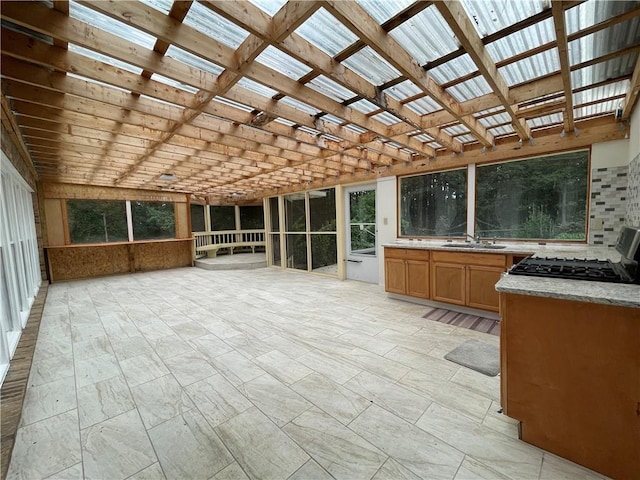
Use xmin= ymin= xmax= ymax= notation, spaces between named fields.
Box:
xmin=441 ymin=243 xmax=507 ymax=250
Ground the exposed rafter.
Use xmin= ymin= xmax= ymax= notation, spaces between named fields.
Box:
xmin=552 ymin=0 xmax=576 ymax=133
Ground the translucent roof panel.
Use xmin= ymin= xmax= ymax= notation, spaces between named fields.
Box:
xmin=342 ymin=46 xmax=401 ymax=85
xmin=66 ymin=73 xmax=130 ymax=94
xmin=565 ymin=0 xmax=640 ymax=36
xmin=68 ymin=44 xmax=143 ymax=75
xmin=278 ymin=96 xmax=321 ymax=115
xmin=139 ymin=0 xmax=172 ymax=15
xmin=255 ymin=46 xmax=313 ymax=80
xmin=350 ymin=99 xmax=380 ymax=115
xmin=153 ymin=74 xmax=199 ymax=94
xmin=356 ymin=0 xmax=415 ymax=24
xmin=307 ymin=75 xmax=356 ymax=102
xmin=461 ymin=0 xmax=548 ymax=37
xmin=457 ymin=134 xmax=477 ymax=144
xmin=569 ymin=18 xmax=640 ymax=66
xmin=527 ymin=113 xmax=563 ymax=128
xmin=574 ymin=80 xmax=629 ymax=107
xmin=442 ymin=125 xmax=470 ymax=136
xmin=500 ymin=49 xmax=560 ymax=87
xmin=478 ymin=112 xmax=512 ymax=128
xmin=430 ymin=54 xmax=478 ymax=84
xmin=273 ymin=117 xmax=297 ymax=127
xmin=574 ymin=100 xmax=620 ymax=119
xmin=371 ymin=111 xmax=402 ymax=126
xmin=384 ymin=80 xmax=422 ymax=101
xmin=489 ymin=124 xmax=516 ymax=137
xmin=248 ymin=0 xmax=287 ymax=16
xmin=406 ymin=96 xmax=443 ymax=115
xmin=571 ymin=52 xmax=639 ymax=89
xmin=487 ymin=18 xmax=555 ymax=63
xmin=446 ymin=76 xmax=493 ymax=102
xmin=214 ymin=97 xmax=254 ymax=113
xmin=345 ymin=124 xmax=367 ymax=133
xmin=236 ymin=77 xmax=279 ymax=98
xmin=184 ymin=1 xmax=249 ymax=49
xmin=298 ymin=125 xmax=321 ymax=135
xmin=70 ymin=1 xmax=157 ymax=50
xmin=412 ymin=133 xmax=433 ymax=143
xmin=322 ymin=114 xmax=345 ymax=124
xmin=294 ymin=8 xmax=358 ymax=57
xmin=389 ymin=6 xmax=459 ymax=65
xmin=165 ymin=45 xmax=225 ymax=76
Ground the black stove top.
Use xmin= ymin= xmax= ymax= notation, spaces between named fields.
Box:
xmin=509 ymin=257 xmax=634 ymax=283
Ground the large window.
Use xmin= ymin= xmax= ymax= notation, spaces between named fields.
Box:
xmin=239 ymin=206 xmax=264 ymax=229
xmin=191 ymin=204 xmax=206 ymax=232
xmin=210 ymin=206 xmax=235 ymax=230
xmin=131 ymin=201 xmax=175 ymax=240
xmin=400 ymin=169 xmax=467 ymax=237
xmin=67 ymin=200 xmax=128 ymax=243
xmin=476 ymin=151 xmax=589 ymax=240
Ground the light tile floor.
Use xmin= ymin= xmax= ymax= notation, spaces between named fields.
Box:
xmin=7 ymin=267 xmax=610 ymax=480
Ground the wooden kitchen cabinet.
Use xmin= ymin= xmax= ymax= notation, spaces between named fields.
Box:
xmin=431 ymin=262 xmax=465 ymax=305
xmin=384 ymin=248 xmax=429 ymax=299
xmin=466 ymin=265 xmax=504 ymax=311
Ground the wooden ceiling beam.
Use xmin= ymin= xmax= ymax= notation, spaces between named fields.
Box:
xmin=552 ymin=0 xmax=575 ymax=133
xmin=622 ymin=53 xmax=640 ymax=120
xmin=434 ymin=1 xmax=531 ymax=142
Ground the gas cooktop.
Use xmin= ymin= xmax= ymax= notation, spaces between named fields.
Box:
xmin=508 ymin=257 xmax=631 ymax=283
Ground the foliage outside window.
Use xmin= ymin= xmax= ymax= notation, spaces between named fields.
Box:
xmin=132 ymin=201 xmax=175 ymax=240
xmin=190 ymin=204 xmax=205 ymax=232
xmin=400 ymin=169 xmax=467 ymax=237
xmin=67 ymin=200 xmax=128 ymax=244
xmin=239 ymin=205 xmax=264 ymax=229
xmin=209 ymin=206 xmax=235 ymax=230
xmin=309 ymin=189 xmax=336 ymax=232
xmin=268 ymin=197 xmax=279 ymax=232
xmin=349 ymin=189 xmax=376 ymax=254
xmin=476 ymin=151 xmax=589 ymax=240
xmin=284 ymin=193 xmax=306 ymax=232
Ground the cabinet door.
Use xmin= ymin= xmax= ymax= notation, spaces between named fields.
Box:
xmin=431 ymin=262 xmax=465 ymax=305
xmin=385 ymin=258 xmax=406 ymax=294
xmin=466 ymin=265 xmax=504 ymax=312
xmin=406 ymin=260 xmax=429 ymax=299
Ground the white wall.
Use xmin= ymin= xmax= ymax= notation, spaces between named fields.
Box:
xmin=591 ymin=138 xmax=629 ymax=168
xmin=377 ymin=176 xmax=397 ymax=286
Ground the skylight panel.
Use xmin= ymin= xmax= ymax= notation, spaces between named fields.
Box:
xmin=574 ymin=100 xmax=619 ymax=120
xmin=152 ymin=74 xmax=199 ymax=93
xmin=236 ymin=77 xmax=279 ymax=98
xmin=460 ymin=0 xmax=547 ymax=37
xmin=345 ymin=124 xmax=367 ymax=133
xmin=248 ymin=0 xmax=287 ymax=16
xmin=457 ymin=134 xmax=477 ymax=144
xmin=298 ymin=125 xmax=321 ymax=135
xmin=527 ymin=113 xmax=563 ymax=129
xmin=565 ymin=0 xmax=640 ymax=36
xmin=429 ymin=54 xmax=478 ymax=85
xmin=68 ymin=44 xmax=143 ymax=75
xmin=371 ymin=111 xmax=402 ymax=126
xmin=278 ymin=97 xmax=321 ymax=115
xmin=446 ymin=77 xmax=492 ymax=103
xmin=165 ymin=45 xmax=225 ymax=76
xmin=184 ymin=1 xmax=249 ymax=49
xmin=384 ymin=80 xmax=422 ymax=101
xmin=70 ymin=1 xmax=156 ymax=50
xmin=139 ymin=0 xmax=172 ymax=15
xmin=486 ymin=18 xmax=555 ymax=63
xmin=478 ymin=112 xmax=511 ymax=128
xmin=568 ymin=19 xmax=640 ymax=67
xmin=321 ymin=133 xmax=343 ymax=142
xmin=139 ymin=94 xmax=183 ymax=109
xmin=342 ymin=47 xmax=401 ymax=85
xmin=406 ymin=96 xmax=442 ymax=116
xmin=573 ymin=80 xmax=629 ymax=107
xmin=356 ymin=0 xmax=414 ymax=24
xmin=389 ymin=6 xmax=459 ymax=65
xmin=442 ymin=124 xmax=470 ymax=136
xmin=273 ymin=117 xmax=297 ymax=127
xmin=307 ymin=76 xmax=356 ymax=102
xmin=499 ymin=49 xmax=561 ymax=87
xmin=295 ymin=8 xmax=358 ymax=57
xmin=255 ymin=46 xmax=313 ymax=80
xmin=571 ymin=53 xmax=639 ymax=89
xmin=349 ymin=99 xmax=379 ymax=115
xmin=488 ymin=124 xmax=516 ymax=137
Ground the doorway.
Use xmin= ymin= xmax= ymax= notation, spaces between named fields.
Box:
xmin=345 ymin=185 xmax=378 ymax=283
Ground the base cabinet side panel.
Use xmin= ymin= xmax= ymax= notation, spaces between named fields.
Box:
xmin=502 ymin=293 xmax=640 ymax=480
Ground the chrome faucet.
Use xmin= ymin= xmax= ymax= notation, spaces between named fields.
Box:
xmin=465 ymin=233 xmax=481 ymax=243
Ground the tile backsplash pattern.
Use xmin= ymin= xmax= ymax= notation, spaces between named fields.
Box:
xmin=589 ymin=165 xmax=628 ymax=247
xmin=627 ymin=153 xmax=640 ymax=226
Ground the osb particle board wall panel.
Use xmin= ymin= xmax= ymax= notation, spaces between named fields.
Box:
xmin=42 ymin=182 xmax=187 ymax=203
xmin=43 ymin=199 xmax=65 ymax=246
xmin=46 ymin=239 xmax=193 ymax=282
xmin=175 ymin=202 xmax=190 ymax=239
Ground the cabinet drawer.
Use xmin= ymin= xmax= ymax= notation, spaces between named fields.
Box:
xmin=384 ymin=247 xmax=429 ymax=261
xmin=431 ymin=250 xmax=506 ymax=267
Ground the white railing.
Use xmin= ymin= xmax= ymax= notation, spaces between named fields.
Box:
xmin=193 ymin=229 xmax=266 ymax=256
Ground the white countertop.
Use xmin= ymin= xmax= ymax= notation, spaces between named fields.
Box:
xmin=383 ymin=240 xmax=639 ymax=308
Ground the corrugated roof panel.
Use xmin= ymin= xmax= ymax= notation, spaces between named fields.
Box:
xmin=413 ymin=133 xmax=433 ymax=142
xmin=350 ymin=99 xmax=380 ymax=114
xmin=248 ymin=0 xmax=287 ymax=16
xmin=66 ymin=73 xmax=130 ymax=94
xmin=295 ymin=8 xmax=358 ymax=56
xmin=322 ymin=114 xmax=345 ymax=124
xmin=478 ymin=112 xmax=512 ymax=128
xmin=184 ymin=1 xmax=249 ymax=49
xmin=345 ymin=124 xmax=367 ymax=133
xmin=165 ymin=45 xmax=225 ymax=76
xmin=457 ymin=134 xmax=477 ymax=144
xmin=427 ymin=141 xmax=442 ymax=149
xmin=527 ymin=113 xmax=563 ymax=128
xmin=214 ymin=97 xmax=254 ymax=113
xmin=356 ymin=0 xmax=415 ymax=23
xmin=371 ymin=111 xmax=402 ymax=125
xmin=342 ymin=46 xmax=401 ymax=84
xmin=574 ymin=79 xmax=629 ymax=106
xmin=278 ymin=96 xmax=321 ymax=115
xmin=486 ymin=18 xmax=555 ymax=63
xmin=565 ymin=0 xmax=640 ymax=36
xmin=274 ymin=117 xmax=297 ymax=127
xmin=307 ymin=75 xmax=357 ymax=102
xmin=569 ymin=17 xmax=640 ymax=66
xmin=488 ymin=124 xmax=516 ymax=136
xmin=442 ymin=124 xmax=470 ymax=136
xmin=500 ymin=48 xmax=560 ymax=87
xmin=406 ymin=96 xmax=443 ymax=115
xmin=236 ymin=77 xmax=279 ymax=98
xmin=430 ymin=53 xmax=479 ymax=84
xmin=474 ymin=105 xmax=504 ymax=116
xmin=255 ymin=46 xmax=313 ymax=80
xmin=384 ymin=80 xmax=422 ymax=101
xmin=389 ymin=6 xmax=459 ymax=65
xmin=446 ymin=76 xmax=493 ymax=102
xmin=298 ymin=125 xmax=321 ymax=135
xmin=68 ymin=44 xmax=143 ymax=75
xmin=574 ymin=99 xmax=619 ymax=120
xmin=461 ymin=0 xmax=548 ymax=37
xmin=139 ymin=0 xmax=172 ymax=14
xmin=70 ymin=1 xmax=156 ymax=50
xmin=153 ymin=74 xmax=199 ymax=93
xmin=571 ymin=52 xmax=639 ymax=88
